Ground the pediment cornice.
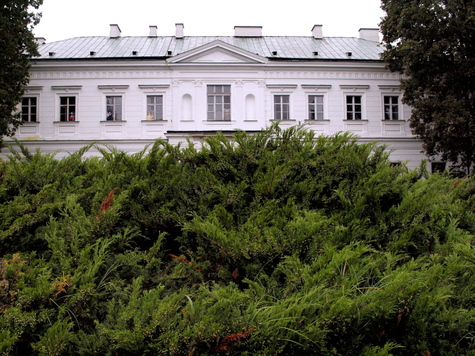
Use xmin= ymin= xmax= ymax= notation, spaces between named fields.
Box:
xmin=167 ymin=40 xmax=267 ymax=65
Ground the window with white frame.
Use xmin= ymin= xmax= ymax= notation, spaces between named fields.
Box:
xmin=207 ymin=85 xmax=231 ymax=121
xmin=384 ymin=96 xmax=399 ymax=120
xmin=274 ymin=95 xmax=290 ymax=120
xmin=21 ymin=97 xmax=38 ymax=122
xmin=106 ymin=96 xmax=123 ymax=121
xmin=146 ymin=95 xmax=163 ymax=121
xmin=346 ymin=95 xmax=362 ymax=120
xmin=60 ymin=96 xmax=76 ymax=121
xmin=308 ymin=95 xmax=324 ymax=120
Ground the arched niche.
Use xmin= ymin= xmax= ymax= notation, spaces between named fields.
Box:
xmin=182 ymin=94 xmax=192 ymax=121
xmin=245 ymin=94 xmax=255 ymax=121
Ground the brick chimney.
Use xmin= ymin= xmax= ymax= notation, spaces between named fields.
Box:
xmin=175 ymin=23 xmax=184 ymax=38
xmin=110 ymin=24 xmax=121 ymax=38
xmin=359 ymin=28 xmax=380 ymax=42
xmin=234 ymin=26 xmax=263 ymax=37
xmin=312 ymin=25 xmax=323 ymax=39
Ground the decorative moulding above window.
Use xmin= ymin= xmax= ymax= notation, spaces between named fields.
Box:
xmin=25 ymin=86 xmax=43 ymax=92
xmin=340 ymin=85 xmax=370 ymax=90
xmin=51 ymin=85 xmax=82 ymax=91
xmin=97 ymin=85 xmax=129 ymax=91
xmin=378 ymin=85 xmax=401 ymax=92
xmin=266 ymin=84 xmax=298 ymax=90
xmin=138 ymin=84 xmax=170 ymax=90
xmin=301 ymin=84 xmax=332 ymax=90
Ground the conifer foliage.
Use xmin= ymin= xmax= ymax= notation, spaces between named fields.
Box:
xmin=1 ymin=125 xmax=475 ymax=355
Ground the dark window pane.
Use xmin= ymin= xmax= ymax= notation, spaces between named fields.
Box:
xmin=60 ymin=106 xmax=67 ymax=121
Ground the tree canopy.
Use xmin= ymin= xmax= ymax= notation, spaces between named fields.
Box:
xmin=380 ymin=0 xmax=475 ymax=173
xmin=2 ymin=126 xmax=475 ymax=355
xmin=0 ymin=0 xmax=43 ymax=142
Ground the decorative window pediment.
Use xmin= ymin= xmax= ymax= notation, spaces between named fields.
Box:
xmin=378 ymin=85 xmax=401 ymax=92
xmin=98 ymin=85 xmax=129 ymax=90
xmin=266 ymin=84 xmax=298 ymax=90
xmin=52 ymin=85 xmax=82 ymax=91
xmin=340 ymin=85 xmax=370 ymax=90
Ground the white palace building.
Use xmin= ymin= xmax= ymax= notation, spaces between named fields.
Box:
xmin=4 ymin=24 xmax=439 ymax=171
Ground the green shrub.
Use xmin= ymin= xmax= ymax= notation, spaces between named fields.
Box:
xmin=1 ymin=125 xmax=475 ymax=355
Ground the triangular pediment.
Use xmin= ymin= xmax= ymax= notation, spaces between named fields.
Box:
xmin=167 ymin=40 xmax=267 ymax=64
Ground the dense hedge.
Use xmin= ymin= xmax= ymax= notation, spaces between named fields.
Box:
xmin=1 ymin=125 xmax=475 ymax=355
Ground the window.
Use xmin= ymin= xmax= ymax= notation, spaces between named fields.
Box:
xmin=274 ymin=95 xmax=290 ymax=120
xmin=431 ymin=162 xmax=446 ymax=173
xmin=384 ymin=96 xmax=399 ymax=120
xmin=21 ymin=97 xmax=37 ymax=122
xmin=308 ymin=95 xmax=324 ymax=120
xmin=106 ymin=96 xmax=122 ymax=121
xmin=346 ymin=95 xmax=362 ymax=120
xmin=146 ymin=95 xmax=163 ymax=120
xmin=207 ymin=85 xmax=231 ymax=121
xmin=60 ymin=96 xmax=76 ymax=121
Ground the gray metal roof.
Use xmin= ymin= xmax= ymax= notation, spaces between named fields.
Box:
xmin=35 ymin=36 xmax=383 ymax=61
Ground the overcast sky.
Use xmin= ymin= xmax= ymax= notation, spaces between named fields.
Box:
xmin=33 ymin=0 xmax=385 ymax=42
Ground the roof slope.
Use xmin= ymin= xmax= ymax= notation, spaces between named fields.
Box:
xmin=36 ymin=36 xmax=383 ymax=61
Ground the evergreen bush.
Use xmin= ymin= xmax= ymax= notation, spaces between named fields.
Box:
xmin=1 ymin=125 xmax=475 ymax=355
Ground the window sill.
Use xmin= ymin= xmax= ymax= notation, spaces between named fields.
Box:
xmin=343 ymin=119 xmax=368 ymax=122
xmin=382 ymin=119 xmax=405 ymax=122
xmin=205 ymin=120 xmax=234 ymax=124
xmin=100 ymin=120 xmax=127 ymax=123
xmin=21 ymin=121 xmax=40 ymax=124
xmin=141 ymin=120 xmax=167 ymax=123
xmin=305 ymin=119 xmax=330 ymax=122
xmin=54 ymin=121 xmax=80 ymax=123
xmin=270 ymin=119 xmax=297 ymax=122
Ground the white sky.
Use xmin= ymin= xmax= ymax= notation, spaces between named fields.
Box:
xmin=34 ymin=0 xmax=385 ymax=42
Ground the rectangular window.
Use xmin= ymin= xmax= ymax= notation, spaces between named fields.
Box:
xmin=274 ymin=95 xmax=290 ymax=120
xmin=346 ymin=95 xmax=362 ymax=120
xmin=207 ymin=85 xmax=231 ymax=121
xmin=60 ymin=96 xmax=76 ymax=121
xmin=21 ymin=97 xmax=37 ymax=122
xmin=384 ymin=96 xmax=399 ymax=120
xmin=431 ymin=162 xmax=446 ymax=173
xmin=146 ymin=95 xmax=163 ymax=120
xmin=308 ymin=95 xmax=324 ymax=120
xmin=106 ymin=96 xmax=122 ymax=121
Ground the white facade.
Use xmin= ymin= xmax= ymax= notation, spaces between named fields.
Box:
xmin=3 ymin=25 xmax=430 ymax=170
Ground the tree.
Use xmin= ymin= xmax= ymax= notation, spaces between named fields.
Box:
xmin=380 ymin=0 xmax=475 ymax=173
xmin=0 ymin=0 xmax=43 ymax=143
